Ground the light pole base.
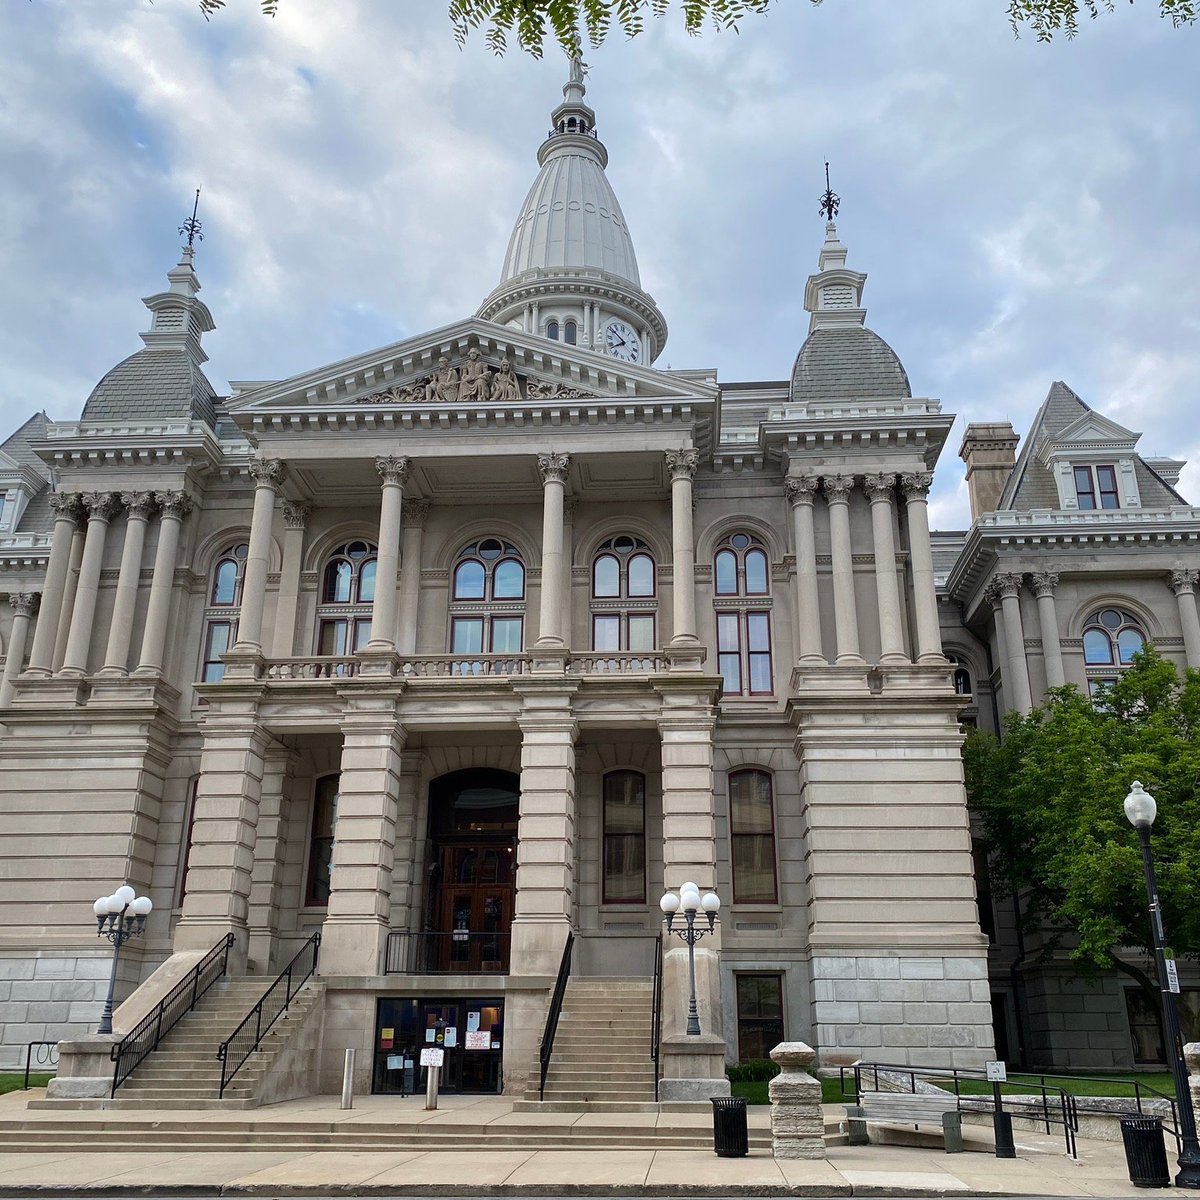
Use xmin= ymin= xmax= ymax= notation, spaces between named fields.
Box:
xmin=659 ymin=1033 xmax=729 ymax=1102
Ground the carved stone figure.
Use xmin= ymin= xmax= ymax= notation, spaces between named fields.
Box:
xmin=425 ymin=357 xmax=460 ymax=404
xmin=459 ymin=349 xmax=491 ymax=403
xmin=490 ymin=359 xmax=521 ymax=403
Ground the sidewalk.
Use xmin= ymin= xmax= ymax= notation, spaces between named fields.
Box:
xmin=0 ymin=1090 xmax=1169 ymax=1197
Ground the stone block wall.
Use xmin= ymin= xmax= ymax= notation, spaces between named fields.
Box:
xmin=1022 ymin=968 xmax=1134 ymax=1069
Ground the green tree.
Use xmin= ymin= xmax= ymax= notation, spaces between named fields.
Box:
xmin=197 ymin=1 xmax=1196 ymax=49
xmin=964 ymin=647 xmax=1200 ymax=1012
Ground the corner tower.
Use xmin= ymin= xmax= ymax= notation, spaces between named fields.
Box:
xmin=477 ymin=60 xmax=668 ymax=365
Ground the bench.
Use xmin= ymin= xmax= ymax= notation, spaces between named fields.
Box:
xmin=846 ymin=1090 xmax=964 ymax=1153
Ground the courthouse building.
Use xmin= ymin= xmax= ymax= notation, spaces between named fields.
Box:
xmin=1 ymin=64 xmax=1198 ymax=1099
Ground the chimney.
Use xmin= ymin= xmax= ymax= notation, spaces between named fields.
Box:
xmin=959 ymin=422 xmax=1019 ymax=519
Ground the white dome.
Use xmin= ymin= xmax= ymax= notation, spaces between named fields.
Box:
xmin=500 ymin=137 xmax=641 ymax=288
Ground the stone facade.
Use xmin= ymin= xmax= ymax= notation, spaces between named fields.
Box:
xmin=0 ymin=64 xmax=1197 ymax=1088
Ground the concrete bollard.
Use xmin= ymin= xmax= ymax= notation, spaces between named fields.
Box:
xmin=341 ymin=1048 xmax=355 ymax=1110
xmin=768 ymin=1041 xmax=826 ymax=1160
xmin=1186 ymin=1043 xmax=1199 ymax=1116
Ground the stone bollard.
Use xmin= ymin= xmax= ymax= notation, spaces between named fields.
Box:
xmin=1186 ymin=1043 xmax=1200 ymax=1115
xmin=768 ymin=1041 xmax=826 ymax=1160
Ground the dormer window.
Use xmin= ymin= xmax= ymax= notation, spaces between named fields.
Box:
xmin=1074 ymin=465 xmax=1120 ymax=510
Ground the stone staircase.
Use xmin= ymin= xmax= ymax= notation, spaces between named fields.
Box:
xmin=104 ymin=977 xmax=320 ymax=1109
xmin=517 ymin=976 xmax=659 ymax=1111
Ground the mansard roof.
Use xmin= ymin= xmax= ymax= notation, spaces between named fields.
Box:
xmin=80 ymin=348 xmax=219 ymax=427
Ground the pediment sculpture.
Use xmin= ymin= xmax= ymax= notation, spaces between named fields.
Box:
xmin=352 ymin=352 xmax=596 ymax=405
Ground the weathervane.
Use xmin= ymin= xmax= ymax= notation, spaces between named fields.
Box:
xmin=818 ymin=161 xmax=840 ymax=221
xmin=179 ymin=188 xmax=203 ymax=248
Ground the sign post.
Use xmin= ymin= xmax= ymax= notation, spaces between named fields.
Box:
xmin=986 ymin=1061 xmax=1015 ymax=1159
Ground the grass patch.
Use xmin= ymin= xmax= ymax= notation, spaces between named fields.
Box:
xmin=0 ymin=1073 xmax=53 ymax=1095
xmin=730 ymin=1076 xmax=858 ymax=1105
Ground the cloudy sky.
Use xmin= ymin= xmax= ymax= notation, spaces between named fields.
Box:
xmin=1 ymin=0 xmax=1196 ymax=528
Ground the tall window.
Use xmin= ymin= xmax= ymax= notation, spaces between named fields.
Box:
xmin=305 ymin=774 xmax=338 ymax=907
xmin=316 ymin=540 xmax=377 ymax=655
xmin=449 ymin=538 xmax=525 ymax=654
xmin=714 ymin=533 xmax=773 ymax=696
xmin=591 ymin=535 xmax=656 ymax=654
xmin=564 ymin=320 xmax=578 ymax=345
xmin=729 ymin=769 xmax=777 ymax=903
xmin=1074 ymin=465 xmax=1120 ymax=510
xmin=546 ymin=320 xmax=560 ymax=341
xmin=201 ymin=542 xmax=248 ymax=681
xmin=1083 ymin=607 xmax=1146 ymax=695
xmin=602 ymin=770 xmax=645 ymax=903
xmin=735 ymin=974 xmax=785 ymax=1063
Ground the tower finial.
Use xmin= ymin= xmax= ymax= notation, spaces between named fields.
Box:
xmin=818 ymin=161 xmax=840 ymax=222
xmin=178 ymin=188 xmax=203 ymax=249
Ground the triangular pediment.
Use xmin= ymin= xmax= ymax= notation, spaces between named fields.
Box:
xmin=1052 ymin=409 xmax=1141 ymax=450
xmin=227 ymin=317 xmax=716 ymax=416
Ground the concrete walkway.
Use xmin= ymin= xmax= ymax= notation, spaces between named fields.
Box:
xmin=0 ymin=1090 xmax=1171 ymax=1196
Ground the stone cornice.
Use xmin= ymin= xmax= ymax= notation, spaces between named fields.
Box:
xmin=31 ymin=420 xmax=224 ymax=472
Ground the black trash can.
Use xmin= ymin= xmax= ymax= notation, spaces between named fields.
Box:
xmin=712 ymin=1096 xmax=749 ymax=1158
xmin=1119 ymin=1116 xmax=1170 ymax=1189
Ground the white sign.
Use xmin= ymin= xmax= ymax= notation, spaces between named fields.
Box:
xmin=443 ymin=1027 xmax=458 ymax=1048
xmin=1165 ymin=959 xmax=1181 ymax=994
xmin=419 ymin=1048 xmax=445 ymax=1068
xmin=386 ymin=1054 xmax=404 ymax=1070
xmin=464 ymin=1030 xmax=491 ymax=1051
xmin=985 ymin=1060 xmax=1007 ymax=1082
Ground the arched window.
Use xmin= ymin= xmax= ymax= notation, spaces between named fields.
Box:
xmin=947 ymin=654 xmax=973 ymax=696
xmin=201 ymin=542 xmax=248 ymax=681
xmin=1083 ymin=607 xmax=1147 ymax=696
xmin=729 ymin=769 xmax=777 ymax=903
xmin=316 ymin=540 xmax=377 ymax=656
xmin=713 ymin=533 xmax=773 ymax=696
xmin=546 ymin=320 xmax=560 ymax=341
xmin=305 ymin=773 xmax=338 ymax=907
xmin=591 ymin=535 xmax=657 ymax=655
xmin=450 ymin=538 xmax=526 ymax=656
xmin=564 ymin=320 xmax=578 ymax=345
xmin=603 ymin=770 xmax=646 ymax=903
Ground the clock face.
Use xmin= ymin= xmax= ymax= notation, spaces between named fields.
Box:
xmin=604 ymin=320 xmax=642 ymax=363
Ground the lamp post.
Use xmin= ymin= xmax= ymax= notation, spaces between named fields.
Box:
xmin=659 ymin=882 xmax=720 ymax=1037
xmin=92 ymin=884 xmax=152 ymax=1036
xmin=1123 ymin=781 xmax=1200 ymax=1189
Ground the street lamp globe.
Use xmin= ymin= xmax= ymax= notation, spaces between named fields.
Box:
xmin=1124 ymin=781 xmax=1157 ymax=830
xmin=114 ymin=884 xmax=136 ymax=907
xmin=701 ymin=892 xmax=720 ymax=914
xmin=659 ymin=892 xmax=680 ymax=915
xmin=130 ymin=896 xmax=153 ymax=917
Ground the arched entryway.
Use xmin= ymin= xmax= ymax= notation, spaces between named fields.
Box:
xmin=426 ymin=768 xmax=519 ymax=972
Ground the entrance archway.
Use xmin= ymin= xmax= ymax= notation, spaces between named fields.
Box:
xmin=426 ymin=768 xmax=519 ymax=972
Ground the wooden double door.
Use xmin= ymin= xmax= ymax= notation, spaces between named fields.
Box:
xmin=433 ymin=842 xmax=514 ymax=973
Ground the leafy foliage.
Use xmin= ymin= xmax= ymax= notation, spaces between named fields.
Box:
xmin=964 ymin=648 xmax=1200 ymax=987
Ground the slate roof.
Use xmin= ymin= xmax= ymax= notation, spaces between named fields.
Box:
xmin=998 ymin=380 xmax=1187 ymax=511
xmin=80 ymin=349 xmax=218 ymax=427
xmin=790 ymin=327 xmax=912 ymax=403
xmin=0 ymin=412 xmax=53 ymax=473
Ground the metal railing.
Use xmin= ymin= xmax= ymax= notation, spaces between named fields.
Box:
xmin=385 ymin=930 xmax=510 ymax=975
xmin=110 ymin=932 xmax=234 ymax=1095
xmin=538 ymin=931 xmax=575 ymax=1101
xmin=650 ymin=931 xmax=663 ymax=1101
xmin=22 ymin=1041 xmax=58 ymax=1089
xmin=217 ymin=931 xmax=320 ymax=1098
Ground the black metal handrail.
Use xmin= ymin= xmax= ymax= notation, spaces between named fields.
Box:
xmin=217 ymin=931 xmax=320 ymax=1098
xmin=110 ymin=932 xmax=234 ymax=1095
xmin=22 ymin=1041 xmax=58 ymax=1089
xmin=385 ymin=930 xmax=510 ymax=975
xmin=650 ymin=930 xmax=663 ymax=1101
xmin=538 ymin=930 xmax=574 ymax=1101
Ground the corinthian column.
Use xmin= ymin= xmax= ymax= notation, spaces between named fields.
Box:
xmin=987 ymin=572 xmax=1032 ymax=714
xmin=60 ymin=492 xmax=121 ymax=676
xmin=865 ymin=473 xmax=907 ymax=663
xmin=666 ymin=448 xmax=700 ymax=645
xmin=99 ymin=491 xmax=156 ymax=676
xmin=135 ymin=491 xmax=193 ymax=676
xmin=25 ymin=494 xmax=80 ymax=676
xmin=822 ymin=475 xmax=863 ymax=664
xmin=397 ymin=500 xmax=429 ymax=654
xmin=1031 ymin=571 xmax=1065 ymax=689
xmin=366 ymin=456 xmax=409 ymax=652
xmin=901 ymin=471 xmax=943 ymax=662
xmin=233 ymin=458 xmax=285 ymax=654
xmin=785 ymin=476 xmax=824 ymax=663
xmin=536 ymin=453 xmax=570 ymax=648
xmin=272 ymin=502 xmax=310 ymax=658
xmin=1169 ymin=568 xmax=1200 ymax=668
xmin=52 ymin=517 xmax=87 ymax=672
xmin=0 ymin=593 xmax=39 ymax=706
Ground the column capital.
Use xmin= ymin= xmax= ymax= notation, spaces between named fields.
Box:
xmin=784 ymin=475 xmax=819 ymax=507
xmin=10 ymin=592 xmax=39 ymax=618
xmin=375 ymin=455 xmax=410 ymax=486
xmin=48 ymin=492 xmax=83 ymax=521
xmin=120 ymin=491 xmax=156 ymax=520
xmin=1170 ymin=567 xmax=1199 ymax=596
xmin=563 ymin=497 xmax=580 ymax=523
xmin=1031 ymin=570 xmax=1060 ymax=598
xmin=282 ymin=501 xmax=311 ymax=530
xmin=401 ymin=499 xmax=430 ymax=525
xmin=248 ymin=457 xmax=286 ymax=487
xmin=665 ymin=448 xmax=699 ymax=481
xmin=80 ymin=491 xmax=120 ymax=521
xmin=155 ymin=490 xmax=194 ymax=521
xmin=986 ymin=571 xmax=1024 ymax=603
xmin=863 ymin=472 xmax=897 ymax=503
xmin=537 ymin=452 xmax=571 ymax=485
xmin=822 ymin=473 xmax=856 ymax=504
xmin=900 ymin=471 xmax=934 ymax=500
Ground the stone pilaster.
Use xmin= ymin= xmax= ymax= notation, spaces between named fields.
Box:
xmin=987 ymin=572 xmax=1032 ymax=714
xmin=901 ymin=471 xmax=943 ymax=662
xmin=388 ymin=750 xmax=423 ymax=933
xmin=272 ymin=502 xmax=310 ymax=658
xmin=24 ymin=494 xmax=80 ymax=676
xmin=1031 ymin=571 xmax=1065 ymax=690
xmin=786 ymin=476 xmax=824 ymax=664
xmin=247 ymin=743 xmax=292 ymax=974
xmin=397 ymin=500 xmax=429 ymax=654
xmin=134 ymin=491 xmax=192 ymax=677
xmin=822 ymin=475 xmax=863 ymax=664
xmin=1169 ymin=569 xmax=1200 ymax=669
xmin=99 ymin=492 xmax=156 ymax=676
xmin=864 ymin=473 xmax=907 ymax=663
xmin=665 ymin=448 xmax=700 ymax=647
xmin=59 ymin=492 xmax=121 ymax=677
xmin=0 ymin=593 xmax=38 ymax=706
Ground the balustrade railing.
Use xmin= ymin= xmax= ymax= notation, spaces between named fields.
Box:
xmin=258 ymin=651 xmax=673 ymax=682
xmin=399 ymin=655 xmax=529 ymax=677
xmin=263 ymin=656 xmax=359 ymax=680
xmin=566 ymin=652 xmax=665 ymax=674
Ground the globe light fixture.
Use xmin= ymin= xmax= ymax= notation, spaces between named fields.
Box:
xmin=659 ymin=883 xmax=720 ymax=1037
xmin=92 ymin=883 xmax=153 ymax=1036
